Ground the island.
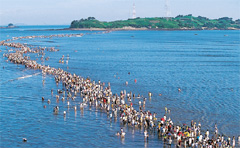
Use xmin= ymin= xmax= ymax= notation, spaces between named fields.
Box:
xmin=70 ymin=15 xmax=240 ymax=30
xmin=0 ymin=23 xmax=18 ymax=29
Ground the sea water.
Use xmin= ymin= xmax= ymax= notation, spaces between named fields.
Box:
xmin=0 ymin=26 xmax=239 ymax=147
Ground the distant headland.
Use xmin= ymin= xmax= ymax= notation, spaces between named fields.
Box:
xmin=0 ymin=23 xmax=18 ymax=29
xmin=69 ymin=15 xmax=240 ymax=31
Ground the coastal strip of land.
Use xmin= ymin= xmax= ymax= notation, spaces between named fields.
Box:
xmin=29 ymin=27 xmax=239 ymax=32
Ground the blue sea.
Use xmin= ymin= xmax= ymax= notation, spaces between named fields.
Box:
xmin=0 ymin=26 xmax=239 ymax=147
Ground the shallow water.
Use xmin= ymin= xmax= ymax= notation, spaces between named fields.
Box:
xmin=0 ymin=26 xmax=239 ymax=147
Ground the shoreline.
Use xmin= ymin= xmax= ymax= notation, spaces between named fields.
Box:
xmin=0 ymin=26 xmax=19 ymax=29
xmin=29 ymin=27 xmax=240 ymax=31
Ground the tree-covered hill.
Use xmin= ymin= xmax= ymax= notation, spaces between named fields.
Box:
xmin=70 ymin=15 xmax=240 ymax=30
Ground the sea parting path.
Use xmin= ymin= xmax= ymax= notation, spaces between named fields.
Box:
xmin=1 ymin=31 xmax=239 ymax=148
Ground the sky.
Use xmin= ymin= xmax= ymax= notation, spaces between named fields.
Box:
xmin=0 ymin=0 xmax=239 ymax=25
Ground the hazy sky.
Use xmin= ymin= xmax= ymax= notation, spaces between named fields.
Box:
xmin=0 ymin=0 xmax=239 ymax=25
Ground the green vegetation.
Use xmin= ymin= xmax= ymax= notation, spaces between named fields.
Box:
xmin=70 ymin=15 xmax=240 ymax=30
xmin=8 ymin=23 xmax=14 ymax=27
